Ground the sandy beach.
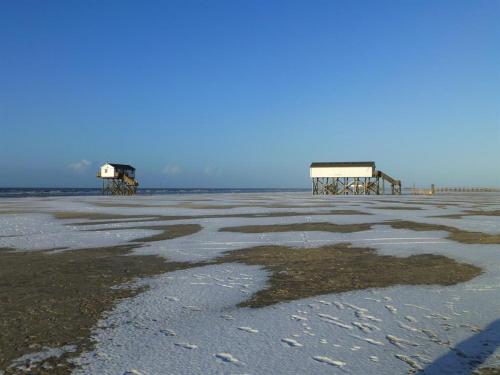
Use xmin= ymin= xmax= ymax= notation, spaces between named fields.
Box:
xmin=1 ymin=192 xmax=500 ymax=374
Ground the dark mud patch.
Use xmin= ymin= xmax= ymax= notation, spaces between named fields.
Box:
xmin=216 ymin=243 xmax=481 ymax=308
xmin=175 ymin=204 xmax=258 ymax=209
xmin=372 ymin=206 xmax=423 ymax=210
xmin=0 ymin=210 xmax=37 ymax=215
xmin=91 ymin=202 xmax=174 ymax=208
xmin=92 ymin=202 xmax=338 ymax=210
xmin=259 ymin=204 xmax=336 ymax=209
xmin=387 ymin=220 xmax=500 ymax=244
xmin=53 ymin=211 xmax=193 ymax=225
xmin=87 ymin=224 xmax=202 ymax=243
xmin=243 ymin=209 xmax=370 ymax=216
xmin=0 ymin=246 xmax=198 ymax=374
xmin=432 ymin=210 xmax=500 ymax=220
xmin=92 ymin=199 xmax=218 ymax=208
xmin=220 ymin=222 xmax=372 ymax=234
xmin=430 ymin=213 xmax=468 ymax=219
xmin=91 ymin=202 xmax=236 ymax=209
xmin=63 ymin=209 xmax=371 ymax=226
xmin=374 ymin=200 xmax=461 ymax=207
xmin=130 ymin=224 xmax=202 ymax=243
xmin=52 ymin=211 xmax=157 ymax=221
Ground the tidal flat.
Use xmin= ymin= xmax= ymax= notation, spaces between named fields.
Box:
xmin=1 ymin=192 xmax=500 ymax=374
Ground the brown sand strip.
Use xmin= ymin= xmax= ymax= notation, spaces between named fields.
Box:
xmin=220 ymin=222 xmax=371 ymax=234
xmin=373 ymin=200 xmax=461 ymax=207
xmin=91 ymin=199 xmax=221 ymax=208
xmin=431 ymin=209 xmax=500 ymax=220
xmin=219 ymin=219 xmax=500 ymax=245
xmin=92 ymin=202 xmax=242 ymax=209
xmin=371 ymin=206 xmax=423 ymax=210
xmin=0 ymin=210 xmax=37 ymax=215
xmin=216 ymin=243 xmax=481 ymax=308
xmin=60 ymin=209 xmax=371 ymax=226
xmin=71 ymin=217 xmax=177 ymax=226
xmin=86 ymin=224 xmax=202 ymax=243
xmin=52 ymin=211 xmax=156 ymax=221
xmin=387 ymin=220 xmax=500 ymax=244
xmin=131 ymin=224 xmax=201 ymax=243
xmin=427 ymin=213 xmax=466 ymax=219
xmin=92 ymin=202 xmax=339 ymax=209
xmin=91 ymin=202 xmax=172 ymax=208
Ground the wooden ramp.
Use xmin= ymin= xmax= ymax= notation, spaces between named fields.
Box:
xmin=123 ymin=174 xmax=139 ymax=187
xmin=375 ymin=170 xmax=401 ymax=195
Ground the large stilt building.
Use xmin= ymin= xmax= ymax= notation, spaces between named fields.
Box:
xmin=310 ymin=161 xmax=401 ymax=195
xmin=97 ymin=163 xmax=139 ymax=195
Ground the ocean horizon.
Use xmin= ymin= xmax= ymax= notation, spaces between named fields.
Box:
xmin=0 ymin=187 xmax=310 ymax=198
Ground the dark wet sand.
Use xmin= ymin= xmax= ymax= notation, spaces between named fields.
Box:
xmin=0 ymin=246 xmax=196 ymax=374
xmin=387 ymin=220 xmax=500 ymax=244
xmin=216 ymin=243 xmax=481 ymax=308
xmin=220 ymin=222 xmax=372 ymax=234
xmin=86 ymin=224 xmax=202 ymax=243
xmin=220 ymin=219 xmax=500 ymax=245
xmin=58 ymin=209 xmax=371 ymax=226
xmin=431 ymin=209 xmax=500 ymax=220
xmin=371 ymin=206 xmax=423 ymax=210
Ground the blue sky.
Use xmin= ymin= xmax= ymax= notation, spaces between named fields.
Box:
xmin=1 ymin=0 xmax=499 ymax=188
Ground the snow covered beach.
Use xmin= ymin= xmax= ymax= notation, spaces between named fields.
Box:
xmin=1 ymin=192 xmax=500 ymax=374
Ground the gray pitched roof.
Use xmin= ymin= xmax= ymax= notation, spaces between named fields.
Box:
xmin=310 ymin=161 xmax=375 ymax=168
xmin=109 ymin=163 xmax=135 ymax=170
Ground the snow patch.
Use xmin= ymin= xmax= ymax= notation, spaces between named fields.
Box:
xmin=312 ymin=356 xmax=346 ymax=368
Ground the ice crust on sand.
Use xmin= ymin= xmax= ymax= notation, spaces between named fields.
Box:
xmin=2 ymin=193 xmax=500 ymax=374
xmin=281 ymin=338 xmax=303 ymax=347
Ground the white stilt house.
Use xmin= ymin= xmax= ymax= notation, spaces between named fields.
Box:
xmin=310 ymin=161 xmax=401 ymax=195
xmin=97 ymin=163 xmax=139 ymax=195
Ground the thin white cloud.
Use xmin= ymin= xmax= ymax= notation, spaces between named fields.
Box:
xmin=68 ymin=159 xmax=92 ymax=173
xmin=162 ymin=164 xmax=182 ymax=176
xmin=203 ymin=166 xmax=221 ymax=176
